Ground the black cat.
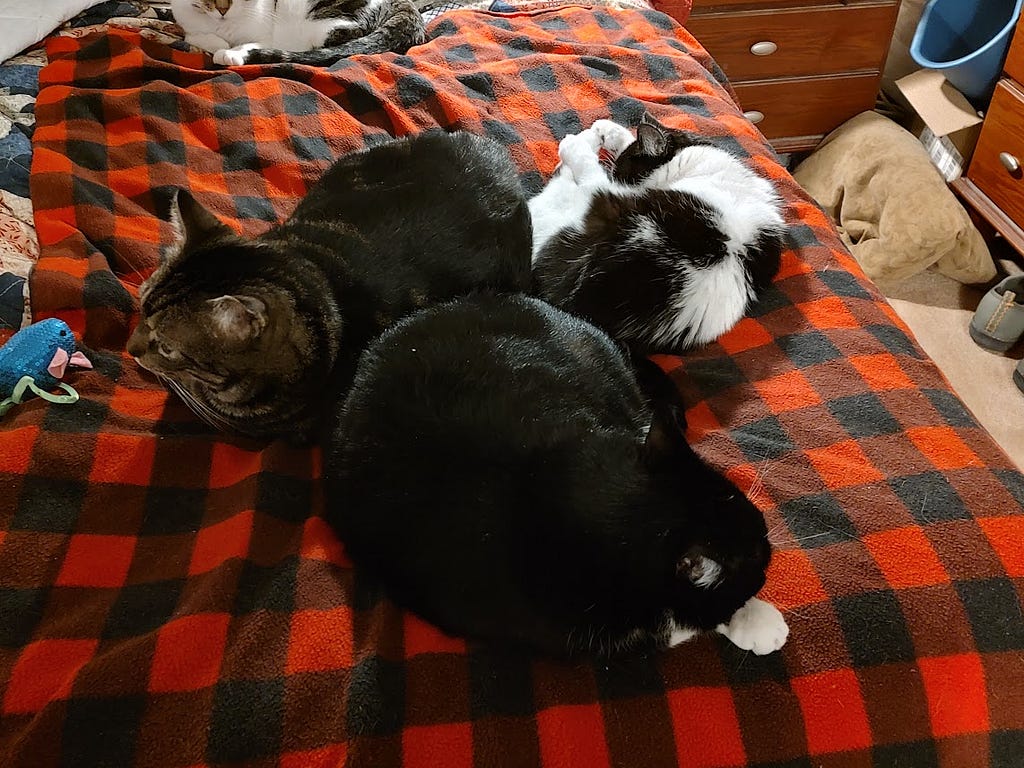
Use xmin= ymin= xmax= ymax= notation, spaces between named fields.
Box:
xmin=324 ymin=294 xmax=789 ymax=657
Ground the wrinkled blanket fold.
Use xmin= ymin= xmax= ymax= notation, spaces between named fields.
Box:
xmin=0 ymin=7 xmax=1022 ymax=768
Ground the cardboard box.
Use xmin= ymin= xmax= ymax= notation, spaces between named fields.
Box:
xmin=896 ymin=69 xmax=984 ymax=182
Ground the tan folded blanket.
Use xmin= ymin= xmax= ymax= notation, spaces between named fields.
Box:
xmin=793 ymin=110 xmax=995 ymax=286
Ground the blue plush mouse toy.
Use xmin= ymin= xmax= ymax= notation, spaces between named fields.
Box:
xmin=0 ymin=318 xmax=93 ymax=417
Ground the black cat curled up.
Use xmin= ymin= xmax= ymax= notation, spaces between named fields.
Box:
xmin=127 ymin=132 xmax=531 ymax=441
xmin=324 ymin=294 xmax=789 ymax=657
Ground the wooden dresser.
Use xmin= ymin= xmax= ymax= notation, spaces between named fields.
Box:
xmin=952 ymin=17 xmax=1024 ymax=255
xmin=657 ymin=0 xmax=902 ymax=152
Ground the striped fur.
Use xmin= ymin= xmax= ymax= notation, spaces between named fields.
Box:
xmin=126 ymin=132 xmax=531 ymax=442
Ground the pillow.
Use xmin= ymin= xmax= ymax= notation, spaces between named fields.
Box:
xmin=792 ymin=110 xmax=995 ymax=286
xmin=0 ymin=1 xmax=103 ymax=64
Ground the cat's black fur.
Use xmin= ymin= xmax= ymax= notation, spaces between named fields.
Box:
xmin=323 ymin=293 xmax=772 ymax=657
xmin=127 ymin=132 xmax=531 ymax=442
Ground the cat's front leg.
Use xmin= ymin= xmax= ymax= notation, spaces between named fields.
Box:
xmin=716 ymin=597 xmax=789 ymax=655
xmin=557 ymin=133 xmax=608 ymax=186
xmin=213 ymin=43 xmax=264 ymax=67
xmin=186 ymin=32 xmax=231 ymax=54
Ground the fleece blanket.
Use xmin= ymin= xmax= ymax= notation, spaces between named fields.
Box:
xmin=2 ymin=5 xmax=1023 ymax=768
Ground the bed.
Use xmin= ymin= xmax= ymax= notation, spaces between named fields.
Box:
xmin=1 ymin=1 xmax=1022 ymax=766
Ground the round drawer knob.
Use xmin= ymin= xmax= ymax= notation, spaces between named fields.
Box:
xmin=999 ymin=151 xmax=1021 ymax=174
xmin=744 ymin=110 xmax=765 ymax=124
xmin=750 ymin=41 xmax=778 ymax=56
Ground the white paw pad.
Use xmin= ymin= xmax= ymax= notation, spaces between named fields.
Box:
xmin=717 ymin=597 xmax=789 ymax=655
xmin=213 ymin=43 xmax=262 ymax=67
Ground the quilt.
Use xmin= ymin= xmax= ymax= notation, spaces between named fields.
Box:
xmin=1 ymin=4 xmax=1022 ymax=767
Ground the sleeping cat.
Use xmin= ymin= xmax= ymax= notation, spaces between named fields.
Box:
xmin=126 ymin=131 xmax=532 ymax=441
xmin=324 ymin=293 xmax=789 ymax=657
xmin=171 ymin=0 xmax=426 ymax=67
xmin=530 ymin=113 xmax=786 ymax=354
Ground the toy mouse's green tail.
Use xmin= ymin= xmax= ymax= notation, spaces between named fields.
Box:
xmin=0 ymin=375 xmax=80 ymax=417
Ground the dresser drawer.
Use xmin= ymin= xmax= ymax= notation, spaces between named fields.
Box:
xmin=968 ymin=80 xmax=1024 ymax=229
xmin=1005 ymin=16 xmax=1024 ymax=84
xmin=686 ymin=3 xmax=899 ymax=80
xmin=732 ymin=73 xmax=880 ymax=141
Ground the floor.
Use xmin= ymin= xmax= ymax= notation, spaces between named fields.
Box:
xmin=880 ymin=248 xmax=1024 ymax=470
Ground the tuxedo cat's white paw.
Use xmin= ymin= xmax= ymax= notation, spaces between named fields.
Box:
xmin=590 ymin=119 xmax=634 ymax=155
xmin=717 ymin=597 xmax=788 ymax=655
xmin=213 ymin=43 xmax=263 ymax=67
xmin=557 ymin=133 xmax=604 ymax=183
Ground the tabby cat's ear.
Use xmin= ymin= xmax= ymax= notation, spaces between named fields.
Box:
xmin=636 ymin=118 xmax=669 ymax=156
xmin=207 ymin=295 xmax=267 ymax=343
xmin=164 ymin=189 xmax=233 ymax=265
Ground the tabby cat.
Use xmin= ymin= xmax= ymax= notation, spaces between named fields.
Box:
xmin=325 ymin=293 xmax=789 ymax=657
xmin=171 ymin=0 xmax=426 ymax=67
xmin=531 ymin=113 xmax=786 ymax=354
xmin=126 ymin=131 xmax=531 ymax=441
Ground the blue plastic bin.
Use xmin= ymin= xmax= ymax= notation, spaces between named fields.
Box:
xmin=911 ymin=0 xmax=1024 ymax=105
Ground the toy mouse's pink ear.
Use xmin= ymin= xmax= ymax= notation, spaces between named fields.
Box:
xmin=48 ymin=348 xmax=69 ymax=378
xmin=69 ymin=351 xmax=92 ymax=369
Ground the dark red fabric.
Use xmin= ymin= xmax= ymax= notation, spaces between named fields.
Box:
xmin=1 ymin=6 xmax=1022 ymax=767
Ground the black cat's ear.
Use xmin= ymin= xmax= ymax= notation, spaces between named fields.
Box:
xmin=164 ymin=188 xmax=233 ymax=265
xmin=642 ymin=401 xmax=691 ymax=471
xmin=636 ymin=118 xmax=669 ymax=156
xmin=207 ymin=295 xmax=267 ymax=343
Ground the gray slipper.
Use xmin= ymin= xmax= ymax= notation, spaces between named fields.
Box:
xmin=970 ymin=275 xmax=1024 ymax=353
xmin=1015 ymin=359 xmax=1024 ymax=395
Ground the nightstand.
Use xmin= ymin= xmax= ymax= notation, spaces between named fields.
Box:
xmin=952 ymin=15 xmax=1024 ymax=256
xmin=656 ymin=0 xmax=902 ymax=153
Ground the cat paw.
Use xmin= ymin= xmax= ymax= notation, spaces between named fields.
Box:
xmin=213 ymin=43 xmax=262 ymax=67
xmin=590 ymin=119 xmax=634 ymax=155
xmin=557 ymin=133 xmax=601 ymax=179
xmin=717 ymin=597 xmax=789 ymax=655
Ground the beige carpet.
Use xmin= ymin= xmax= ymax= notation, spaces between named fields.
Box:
xmin=879 ymin=258 xmax=1024 ymax=470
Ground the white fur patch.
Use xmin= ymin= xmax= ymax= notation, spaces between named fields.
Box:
xmin=716 ymin=597 xmax=789 ymax=655
xmin=173 ymin=0 xmax=368 ymax=55
xmin=690 ymin=556 xmax=722 ymax=589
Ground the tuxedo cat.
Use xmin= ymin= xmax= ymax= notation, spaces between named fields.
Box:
xmin=531 ymin=113 xmax=786 ymax=354
xmin=171 ymin=0 xmax=426 ymax=66
xmin=126 ymin=131 xmax=531 ymax=441
xmin=324 ymin=293 xmax=789 ymax=657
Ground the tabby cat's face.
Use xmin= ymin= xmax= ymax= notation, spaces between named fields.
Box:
xmin=127 ymin=190 xmax=311 ymax=434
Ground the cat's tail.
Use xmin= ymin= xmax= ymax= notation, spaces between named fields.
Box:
xmin=243 ymin=9 xmax=427 ymax=67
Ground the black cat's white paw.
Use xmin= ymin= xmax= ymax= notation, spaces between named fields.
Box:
xmin=213 ymin=43 xmax=263 ymax=67
xmin=717 ymin=597 xmax=788 ymax=655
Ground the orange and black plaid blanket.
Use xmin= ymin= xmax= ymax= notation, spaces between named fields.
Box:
xmin=2 ymin=5 xmax=1023 ymax=767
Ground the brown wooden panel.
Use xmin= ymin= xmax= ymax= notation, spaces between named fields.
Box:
xmin=689 ymin=0 xmax=878 ymax=8
xmin=731 ymin=73 xmax=881 ymax=140
xmin=967 ymin=80 xmax=1024 ymax=230
xmin=1004 ymin=15 xmax=1024 ymax=84
xmin=685 ymin=4 xmax=899 ymax=80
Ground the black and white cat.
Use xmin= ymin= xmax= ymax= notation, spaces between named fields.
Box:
xmin=171 ymin=0 xmax=426 ymax=67
xmin=531 ymin=114 xmax=786 ymax=354
xmin=325 ymin=293 xmax=790 ymax=657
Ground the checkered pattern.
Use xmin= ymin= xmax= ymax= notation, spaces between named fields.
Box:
xmin=2 ymin=6 xmax=1022 ymax=767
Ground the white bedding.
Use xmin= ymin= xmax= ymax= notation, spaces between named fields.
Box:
xmin=0 ymin=0 xmax=103 ymax=63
